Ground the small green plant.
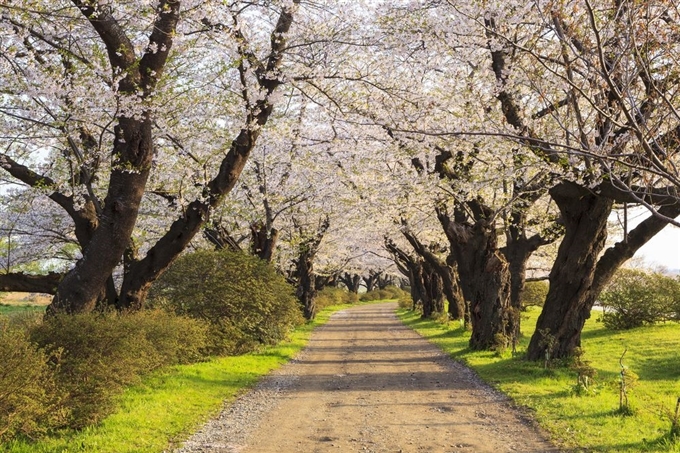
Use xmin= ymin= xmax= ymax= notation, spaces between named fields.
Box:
xmin=537 ymin=328 xmax=556 ymax=369
xmin=568 ymin=348 xmax=597 ymax=396
xmin=616 ymin=348 xmax=638 ymax=416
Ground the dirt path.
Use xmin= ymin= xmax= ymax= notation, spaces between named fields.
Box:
xmin=177 ymin=303 xmax=560 ymax=453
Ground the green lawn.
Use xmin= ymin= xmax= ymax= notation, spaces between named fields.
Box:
xmin=0 ymin=302 xmax=359 ymax=453
xmin=399 ymin=307 xmax=680 ymax=452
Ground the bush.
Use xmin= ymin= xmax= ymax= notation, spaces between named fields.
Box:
xmin=599 ymin=269 xmax=679 ymax=330
xmin=29 ymin=310 xmax=208 ymax=429
xmin=520 ymin=280 xmax=549 ymax=309
xmin=315 ymin=287 xmax=358 ymax=309
xmin=360 ymin=285 xmax=408 ymax=302
xmin=0 ymin=317 xmax=56 ymax=441
xmin=149 ymin=249 xmax=303 ymax=355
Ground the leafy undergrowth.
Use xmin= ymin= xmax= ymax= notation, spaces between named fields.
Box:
xmin=0 ymin=302 xmax=365 ymax=453
xmin=399 ymin=307 xmax=680 ymax=452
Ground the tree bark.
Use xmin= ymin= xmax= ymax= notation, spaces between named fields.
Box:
xmin=527 ymin=181 xmax=680 ymax=360
xmin=401 ymin=227 xmax=465 ymax=319
xmin=290 ymin=217 xmax=330 ymax=320
xmin=0 ymin=272 xmax=64 ymax=294
xmin=438 ymin=201 xmax=512 ymax=350
xmin=115 ymin=3 xmax=300 ymax=310
xmin=338 ymin=272 xmax=362 ymax=293
xmin=250 ymin=221 xmax=278 ymax=262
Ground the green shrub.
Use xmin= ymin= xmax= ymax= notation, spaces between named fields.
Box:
xmin=149 ymin=249 xmax=303 ymax=355
xmin=360 ymin=285 xmax=408 ymax=302
xmin=29 ymin=310 xmax=208 ymax=429
xmin=0 ymin=317 xmax=56 ymax=441
xmin=599 ymin=269 xmax=678 ymax=330
xmin=315 ymin=287 xmax=358 ymax=309
xmin=520 ymin=280 xmax=549 ymax=309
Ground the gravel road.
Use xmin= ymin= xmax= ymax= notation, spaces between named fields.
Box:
xmin=174 ymin=303 xmax=561 ymax=453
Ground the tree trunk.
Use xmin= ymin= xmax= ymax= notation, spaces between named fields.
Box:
xmin=338 ymin=273 xmax=362 ymax=293
xmin=438 ymin=202 xmax=512 ymax=350
xmin=107 ymin=4 xmax=299 ymax=311
xmin=362 ymin=271 xmax=380 ymax=292
xmin=421 ymin=262 xmax=445 ymax=318
xmin=292 ymin=217 xmax=330 ymax=320
xmin=527 ymin=182 xmax=612 ymax=360
xmin=401 ymin=227 xmax=465 ymax=320
xmin=527 ymin=181 xmax=680 ymax=360
xmin=250 ymin=221 xmax=278 ymax=262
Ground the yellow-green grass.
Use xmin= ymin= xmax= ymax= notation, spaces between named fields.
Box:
xmin=0 ymin=292 xmax=49 ymax=315
xmin=1 ymin=302 xmax=366 ymax=453
xmin=399 ymin=307 xmax=680 ymax=452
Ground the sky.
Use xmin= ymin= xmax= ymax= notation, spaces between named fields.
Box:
xmin=635 ymin=224 xmax=680 ymax=272
xmin=613 ymin=209 xmax=680 ymax=272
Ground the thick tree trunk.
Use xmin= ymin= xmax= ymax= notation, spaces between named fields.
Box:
xmin=296 ymin=254 xmax=317 ymax=320
xmin=438 ymin=202 xmax=512 ymax=350
xmin=502 ymin=225 xmax=552 ymax=347
xmin=50 ymin=120 xmax=155 ymax=314
xmin=338 ymin=273 xmax=362 ymax=293
xmin=401 ymin=227 xmax=465 ymax=319
xmin=362 ymin=272 xmax=380 ymax=292
xmin=0 ymin=272 xmax=63 ymax=294
xmin=250 ymin=221 xmax=278 ymax=262
xmin=421 ymin=263 xmax=445 ymax=318
xmin=527 ymin=182 xmax=612 ymax=360
xmin=527 ymin=182 xmax=680 ymax=360
xmin=292 ymin=217 xmax=330 ymax=321
xmin=111 ymin=4 xmax=300 ymax=311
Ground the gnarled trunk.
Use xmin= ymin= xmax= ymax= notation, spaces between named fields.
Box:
xmin=338 ymin=273 xmax=362 ymax=293
xmin=438 ymin=202 xmax=512 ymax=350
xmin=528 ymin=181 xmax=680 ymax=360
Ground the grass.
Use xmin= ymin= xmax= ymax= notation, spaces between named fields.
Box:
xmin=0 ymin=302 xmax=361 ymax=453
xmin=399 ymin=307 xmax=680 ymax=453
xmin=0 ymin=292 xmax=49 ymax=316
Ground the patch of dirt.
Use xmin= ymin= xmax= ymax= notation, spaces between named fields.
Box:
xmin=175 ymin=303 xmax=561 ymax=453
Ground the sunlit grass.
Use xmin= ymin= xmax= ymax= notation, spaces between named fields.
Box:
xmin=0 ymin=302 xmax=360 ymax=453
xmin=399 ymin=307 xmax=680 ymax=452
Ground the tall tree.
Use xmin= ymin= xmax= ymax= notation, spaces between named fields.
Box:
xmin=0 ymin=1 xmax=302 ymax=312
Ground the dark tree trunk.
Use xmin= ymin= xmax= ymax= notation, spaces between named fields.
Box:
xmin=385 ymin=237 xmax=424 ymax=311
xmin=421 ymin=262 xmax=445 ymax=318
xmin=250 ymin=221 xmax=278 ymax=262
xmin=401 ymin=226 xmax=465 ymax=320
xmin=338 ymin=272 xmax=362 ymax=293
xmin=362 ymin=271 xmax=380 ymax=292
xmin=526 ymin=182 xmax=612 ymax=360
xmin=44 ymin=1 xmax=181 ymax=315
xmin=293 ymin=217 xmax=330 ymax=320
xmin=438 ymin=201 xmax=512 ymax=350
xmin=376 ymin=273 xmax=394 ymax=290
xmin=113 ymin=5 xmax=299 ymax=310
xmin=0 ymin=272 xmax=63 ymax=294
xmin=501 ymin=206 xmax=557 ymax=347
xmin=315 ymin=273 xmax=337 ymax=290
xmin=527 ymin=181 xmax=680 ymax=360
xmin=296 ymin=255 xmax=317 ymax=320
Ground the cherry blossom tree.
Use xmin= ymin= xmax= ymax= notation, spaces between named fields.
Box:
xmin=0 ymin=0 xmax=302 ymax=313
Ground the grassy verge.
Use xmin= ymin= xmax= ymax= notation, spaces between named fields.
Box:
xmin=1 ymin=302 xmax=359 ymax=453
xmin=399 ymin=307 xmax=680 ymax=452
